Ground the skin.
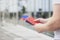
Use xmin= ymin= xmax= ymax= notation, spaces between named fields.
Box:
xmin=33 ymin=4 xmax=60 ymax=33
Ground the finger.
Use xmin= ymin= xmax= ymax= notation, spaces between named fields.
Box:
xmin=34 ymin=18 xmax=45 ymax=21
xmin=33 ymin=24 xmax=43 ymax=32
xmin=34 ymin=18 xmax=40 ymax=21
xmin=33 ymin=23 xmax=42 ymax=27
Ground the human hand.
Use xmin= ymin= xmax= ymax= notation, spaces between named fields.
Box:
xmin=33 ymin=23 xmax=47 ymax=33
xmin=34 ymin=18 xmax=48 ymax=23
xmin=33 ymin=18 xmax=49 ymax=32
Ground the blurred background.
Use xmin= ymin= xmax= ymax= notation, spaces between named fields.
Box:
xmin=0 ymin=0 xmax=54 ymax=40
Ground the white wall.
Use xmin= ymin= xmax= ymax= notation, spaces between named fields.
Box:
xmin=8 ymin=0 xmax=18 ymax=12
xmin=0 ymin=0 xmax=6 ymax=11
xmin=0 ymin=0 xmax=53 ymax=12
xmin=26 ymin=0 xmax=53 ymax=12
xmin=0 ymin=0 xmax=18 ymax=12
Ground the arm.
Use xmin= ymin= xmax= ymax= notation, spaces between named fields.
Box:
xmin=34 ymin=4 xmax=60 ymax=32
xmin=46 ymin=4 xmax=60 ymax=31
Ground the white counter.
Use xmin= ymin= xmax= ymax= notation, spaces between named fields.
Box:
xmin=1 ymin=22 xmax=53 ymax=40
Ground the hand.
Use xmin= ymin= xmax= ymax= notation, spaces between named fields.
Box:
xmin=33 ymin=23 xmax=47 ymax=33
xmin=33 ymin=18 xmax=49 ymax=33
xmin=34 ymin=18 xmax=48 ymax=23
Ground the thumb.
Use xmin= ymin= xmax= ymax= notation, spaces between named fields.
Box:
xmin=34 ymin=18 xmax=45 ymax=22
xmin=34 ymin=18 xmax=42 ymax=21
